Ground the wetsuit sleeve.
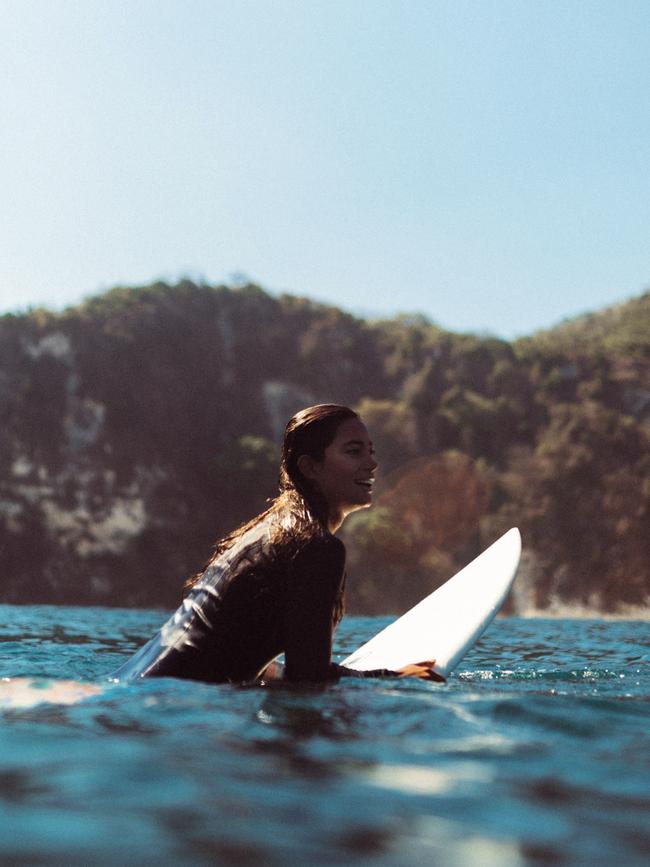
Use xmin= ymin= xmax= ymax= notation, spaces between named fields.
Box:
xmin=283 ymin=535 xmax=396 ymax=682
xmin=330 ymin=662 xmax=397 ymax=679
xmin=283 ymin=535 xmax=346 ymax=682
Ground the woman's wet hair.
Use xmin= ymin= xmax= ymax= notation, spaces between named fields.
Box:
xmin=183 ymin=404 xmax=358 ymax=595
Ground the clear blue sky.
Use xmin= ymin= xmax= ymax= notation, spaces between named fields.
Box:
xmin=1 ymin=0 xmax=649 ymax=338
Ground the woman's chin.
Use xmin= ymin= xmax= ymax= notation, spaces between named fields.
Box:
xmin=350 ymin=496 xmax=373 ymax=512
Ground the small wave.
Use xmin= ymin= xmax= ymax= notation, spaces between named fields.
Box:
xmin=458 ymin=667 xmax=639 ymax=684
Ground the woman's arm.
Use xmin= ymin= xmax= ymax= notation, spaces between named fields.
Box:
xmin=281 ymin=535 xmax=444 ymax=683
xmin=282 ymin=535 xmax=347 ymax=682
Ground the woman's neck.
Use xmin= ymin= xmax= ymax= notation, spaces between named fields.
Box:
xmin=327 ymin=509 xmax=344 ymax=534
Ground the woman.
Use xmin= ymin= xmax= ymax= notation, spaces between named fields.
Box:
xmin=111 ymin=404 xmax=434 ymax=684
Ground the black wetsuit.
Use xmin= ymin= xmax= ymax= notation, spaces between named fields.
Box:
xmin=110 ymin=515 xmax=391 ymax=684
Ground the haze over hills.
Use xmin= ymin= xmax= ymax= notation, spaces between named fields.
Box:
xmin=0 ymin=282 xmax=648 ymax=615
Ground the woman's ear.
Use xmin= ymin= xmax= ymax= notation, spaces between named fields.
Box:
xmin=297 ymin=454 xmax=320 ymax=481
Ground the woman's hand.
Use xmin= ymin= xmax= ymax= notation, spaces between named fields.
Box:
xmin=396 ymin=660 xmax=446 ymax=682
xmin=258 ymin=660 xmax=285 ymax=681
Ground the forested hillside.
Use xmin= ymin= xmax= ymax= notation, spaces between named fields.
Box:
xmin=1 ymin=282 xmax=648 ymax=614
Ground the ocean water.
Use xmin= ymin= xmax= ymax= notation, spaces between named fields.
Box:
xmin=0 ymin=605 xmax=648 ymax=867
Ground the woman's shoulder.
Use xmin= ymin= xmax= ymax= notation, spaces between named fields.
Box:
xmin=203 ymin=512 xmax=276 ymax=572
xmin=291 ymin=529 xmax=346 ymax=569
xmin=225 ymin=504 xmax=346 ymax=569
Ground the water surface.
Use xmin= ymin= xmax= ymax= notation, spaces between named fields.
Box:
xmin=0 ymin=605 xmax=648 ymax=866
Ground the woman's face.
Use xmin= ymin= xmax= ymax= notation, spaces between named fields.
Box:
xmin=301 ymin=416 xmax=378 ymax=527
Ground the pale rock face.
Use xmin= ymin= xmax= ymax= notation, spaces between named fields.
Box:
xmin=89 ymin=574 xmax=112 ymax=596
xmin=262 ymin=380 xmax=315 ymax=440
xmin=558 ymin=362 xmax=578 ymax=380
xmin=217 ymin=313 xmax=235 ymax=386
xmin=11 ymin=457 xmax=34 ymax=478
xmin=41 ymin=496 xmax=148 ymax=556
xmin=509 ymin=548 xmax=543 ymax=616
xmin=0 ymin=499 xmax=23 ymax=532
xmin=24 ymin=332 xmax=72 ymax=361
xmin=64 ymin=398 xmax=106 ymax=451
xmin=22 ymin=331 xmax=108 ymax=453
xmin=623 ymin=385 xmax=650 ymax=419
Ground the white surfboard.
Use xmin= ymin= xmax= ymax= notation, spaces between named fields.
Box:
xmin=342 ymin=527 xmax=521 ymax=679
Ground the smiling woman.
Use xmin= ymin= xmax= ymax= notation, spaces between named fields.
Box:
xmin=109 ymin=404 xmax=435 ymax=685
xmin=293 ymin=414 xmax=378 ymax=532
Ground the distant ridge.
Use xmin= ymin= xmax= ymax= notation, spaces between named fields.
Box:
xmin=0 ymin=280 xmax=648 ymax=614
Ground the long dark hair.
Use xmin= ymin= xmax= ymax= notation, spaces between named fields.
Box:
xmin=183 ymin=404 xmax=358 ymax=594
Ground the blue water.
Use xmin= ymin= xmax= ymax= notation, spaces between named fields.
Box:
xmin=0 ymin=605 xmax=648 ymax=866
